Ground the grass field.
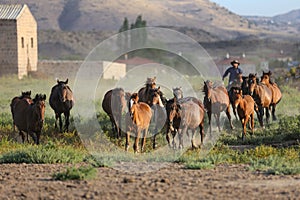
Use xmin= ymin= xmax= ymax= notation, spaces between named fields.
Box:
xmin=0 ymin=75 xmax=299 ymax=177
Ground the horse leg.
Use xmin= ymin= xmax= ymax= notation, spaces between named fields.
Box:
xmin=166 ymin=128 xmax=171 ymax=148
xmin=36 ymin=131 xmax=41 ymax=145
xmin=117 ymin=115 xmax=122 ymax=139
xmin=208 ymin=111 xmax=212 ymax=134
xmin=58 ymin=113 xmax=63 ymax=132
xmin=134 ymin=129 xmax=141 ymax=153
xmin=265 ymin=107 xmax=270 ymax=125
xmin=19 ymin=131 xmax=25 ymax=143
xmin=225 ymin=107 xmax=233 ymax=130
xmin=28 ymin=130 xmax=37 ymax=145
xmin=64 ymin=111 xmax=70 ymax=132
xmin=250 ymin=113 xmax=255 ymax=136
xmin=242 ymin=116 xmax=249 ymax=141
xmin=199 ymin=121 xmax=204 ymax=146
xmin=142 ymin=128 xmax=148 ymax=152
xmin=191 ymin=129 xmax=197 ymax=149
xmin=125 ymin=131 xmax=130 ymax=151
xmin=172 ymin=130 xmax=177 ymax=149
xmin=271 ymin=104 xmax=277 ymax=121
xmin=214 ymin=113 xmax=221 ymax=132
xmin=258 ymin=106 xmax=264 ymax=128
xmin=152 ymin=125 xmax=158 ymax=149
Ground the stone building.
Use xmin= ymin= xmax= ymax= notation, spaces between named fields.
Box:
xmin=0 ymin=4 xmax=37 ymax=79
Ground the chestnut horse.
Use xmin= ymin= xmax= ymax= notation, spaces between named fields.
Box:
xmin=102 ymin=88 xmax=128 ymax=138
xmin=125 ymin=93 xmax=152 ymax=153
xmin=203 ymin=80 xmax=233 ymax=133
xmin=168 ymin=97 xmax=205 ymax=149
xmin=260 ymin=71 xmax=282 ymax=121
xmin=10 ymin=91 xmax=32 ymax=131
xmin=13 ymin=94 xmax=46 ymax=144
xmin=232 ymin=88 xmax=256 ymax=141
xmin=248 ymin=73 xmax=272 ymax=127
xmin=49 ymin=79 xmax=74 ymax=132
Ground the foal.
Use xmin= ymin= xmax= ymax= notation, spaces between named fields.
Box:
xmin=125 ymin=93 xmax=152 ymax=153
xmin=232 ymin=88 xmax=256 ymax=141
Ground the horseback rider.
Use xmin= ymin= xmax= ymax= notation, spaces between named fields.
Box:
xmin=222 ymin=60 xmax=243 ymax=90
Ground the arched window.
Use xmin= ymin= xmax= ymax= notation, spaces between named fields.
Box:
xmin=31 ymin=38 xmax=34 ymax=48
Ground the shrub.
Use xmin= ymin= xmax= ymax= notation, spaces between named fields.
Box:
xmin=52 ymin=166 xmax=97 ymax=181
xmin=0 ymin=141 xmax=86 ymax=164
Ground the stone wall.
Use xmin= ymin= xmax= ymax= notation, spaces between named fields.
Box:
xmin=0 ymin=20 xmax=18 ymax=76
xmin=37 ymin=60 xmax=82 ymax=79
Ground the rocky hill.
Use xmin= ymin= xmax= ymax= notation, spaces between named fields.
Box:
xmin=0 ymin=0 xmax=260 ymax=40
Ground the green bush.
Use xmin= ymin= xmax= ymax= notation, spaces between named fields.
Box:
xmin=0 ymin=141 xmax=86 ymax=164
xmin=52 ymin=166 xmax=97 ymax=181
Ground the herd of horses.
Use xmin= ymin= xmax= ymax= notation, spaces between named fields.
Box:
xmin=8 ymin=71 xmax=282 ymax=152
xmin=102 ymin=71 xmax=282 ymax=153
xmin=10 ymin=79 xmax=74 ymax=144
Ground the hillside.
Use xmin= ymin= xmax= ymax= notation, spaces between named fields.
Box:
xmin=0 ymin=0 xmax=261 ymax=40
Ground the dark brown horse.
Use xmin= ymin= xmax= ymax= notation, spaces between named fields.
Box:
xmin=232 ymin=88 xmax=256 ymax=141
xmin=49 ymin=79 xmax=74 ymax=132
xmin=125 ymin=93 xmax=152 ymax=153
xmin=248 ymin=73 xmax=272 ymax=127
xmin=227 ymin=73 xmax=243 ymax=119
xmin=10 ymin=91 xmax=32 ymax=131
xmin=137 ymin=77 xmax=157 ymax=105
xmin=102 ymin=88 xmax=128 ymax=138
xmin=203 ymin=80 xmax=233 ymax=133
xmin=260 ymin=71 xmax=282 ymax=121
xmin=149 ymin=87 xmax=167 ymax=149
xmin=13 ymin=94 xmax=46 ymax=144
xmin=168 ymin=97 xmax=205 ymax=149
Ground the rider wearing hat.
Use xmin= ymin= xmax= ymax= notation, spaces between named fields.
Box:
xmin=222 ymin=60 xmax=243 ymax=89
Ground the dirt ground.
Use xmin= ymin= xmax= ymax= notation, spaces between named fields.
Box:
xmin=0 ymin=163 xmax=299 ymax=200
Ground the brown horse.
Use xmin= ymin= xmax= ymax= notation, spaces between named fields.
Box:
xmin=102 ymin=88 xmax=128 ymax=138
xmin=168 ymin=97 xmax=205 ymax=149
xmin=260 ymin=71 xmax=282 ymax=121
xmin=49 ymin=79 xmax=74 ymax=132
xmin=125 ymin=93 xmax=152 ymax=153
xmin=10 ymin=91 xmax=32 ymax=131
xmin=232 ymin=88 xmax=256 ymax=141
xmin=13 ymin=94 xmax=46 ymax=144
xmin=137 ymin=77 xmax=157 ymax=105
xmin=248 ymin=73 xmax=272 ymax=127
xmin=203 ymin=80 xmax=233 ymax=133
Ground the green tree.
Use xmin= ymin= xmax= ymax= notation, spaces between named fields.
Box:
xmin=117 ymin=17 xmax=129 ymax=56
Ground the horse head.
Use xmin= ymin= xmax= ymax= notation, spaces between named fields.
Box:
xmin=21 ymin=91 xmax=31 ymax=98
xmin=129 ymin=93 xmax=139 ymax=118
xmin=232 ymin=88 xmax=243 ymax=108
xmin=150 ymin=87 xmax=164 ymax=108
xmin=56 ymin=79 xmax=69 ymax=102
xmin=173 ymin=87 xmax=183 ymax=99
xmin=248 ymin=73 xmax=257 ymax=95
xmin=203 ymin=80 xmax=213 ymax=100
xmin=33 ymin=94 xmax=46 ymax=126
xmin=261 ymin=70 xmax=272 ymax=84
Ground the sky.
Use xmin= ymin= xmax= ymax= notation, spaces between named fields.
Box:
xmin=210 ymin=0 xmax=300 ymax=17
